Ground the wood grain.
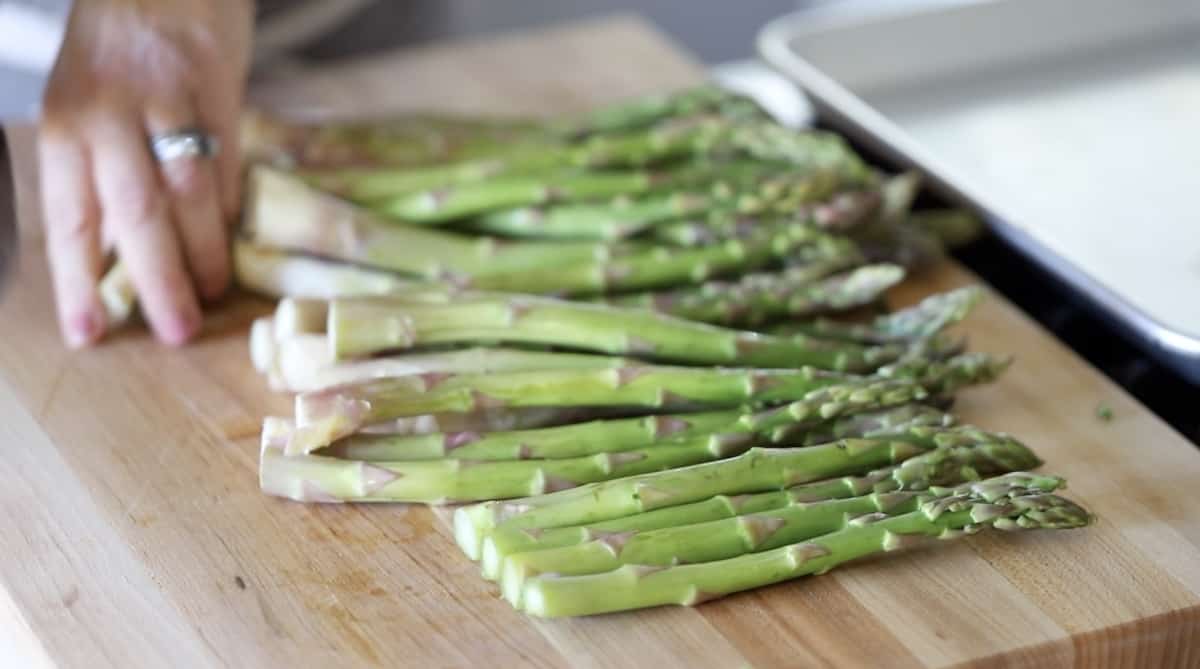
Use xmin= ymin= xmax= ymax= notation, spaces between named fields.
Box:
xmin=3 ymin=14 xmax=1200 ymax=669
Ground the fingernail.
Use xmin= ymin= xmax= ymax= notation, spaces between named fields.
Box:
xmin=66 ymin=310 xmax=104 ymax=349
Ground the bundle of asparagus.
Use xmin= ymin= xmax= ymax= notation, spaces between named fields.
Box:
xmin=77 ymin=84 xmax=1090 ymax=617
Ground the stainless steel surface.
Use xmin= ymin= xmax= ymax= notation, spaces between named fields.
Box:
xmin=759 ymin=0 xmax=1200 ymax=383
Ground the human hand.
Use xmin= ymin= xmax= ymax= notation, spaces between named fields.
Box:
xmin=38 ymin=0 xmax=254 ymax=347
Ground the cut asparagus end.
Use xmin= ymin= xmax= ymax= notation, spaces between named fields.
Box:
xmin=234 ymin=240 xmax=420 ymax=299
xmin=274 ymin=298 xmax=329 ymax=340
xmin=98 ymin=261 xmax=137 ymax=328
xmin=455 ymin=505 xmax=498 ymax=561
xmin=250 ymin=317 xmax=277 ymax=374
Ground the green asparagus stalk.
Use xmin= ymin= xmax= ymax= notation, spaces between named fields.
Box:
xmin=473 ymin=408 xmax=991 ymax=579
xmin=301 ymin=117 xmax=867 ymax=205
xmin=453 ymin=425 xmax=1019 ymax=560
xmin=457 ymin=167 xmax=845 ymax=241
xmin=320 ymin=377 xmax=925 ymax=461
xmin=326 ymin=293 xmax=903 ymax=369
xmin=477 ymin=432 xmax=1034 ymax=576
xmin=602 ymin=264 xmax=903 ymax=328
xmin=547 ymin=85 xmax=766 ymax=138
xmin=288 ymin=352 xmax=1007 ymax=454
xmin=501 ymin=472 xmax=1062 ymax=605
xmin=519 ymin=475 xmax=1091 ymax=616
xmin=774 ymin=286 xmax=984 ymax=344
xmin=652 ymin=187 xmax=881 ymax=247
xmin=357 ymin=407 xmax=621 ymax=436
xmin=793 ymin=403 xmax=953 ymax=445
xmin=266 ymin=422 xmax=990 ymax=505
xmin=240 ymin=108 xmax=544 ymax=170
xmin=244 ymin=167 xmax=840 ymax=295
xmin=262 ymin=432 xmax=761 ymax=504
xmin=461 ymin=191 xmax=714 ymax=241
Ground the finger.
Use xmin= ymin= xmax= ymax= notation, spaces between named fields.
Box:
xmin=196 ymin=71 xmax=244 ymax=223
xmin=38 ymin=128 xmax=105 ymax=348
xmin=146 ymin=101 xmax=230 ymax=301
xmin=88 ymin=111 xmax=201 ymax=346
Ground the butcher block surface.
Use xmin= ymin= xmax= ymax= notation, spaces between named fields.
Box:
xmin=3 ymin=15 xmax=1200 ymax=669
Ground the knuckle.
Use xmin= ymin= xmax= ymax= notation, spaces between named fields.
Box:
xmin=110 ymin=183 xmax=167 ymax=230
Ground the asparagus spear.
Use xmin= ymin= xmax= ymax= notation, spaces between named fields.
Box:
xmin=373 ymin=160 xmax=783 ymax=224
xmin=473 ymin=408 xmax=989 ymax=579
xmin=302 ymin=117 xmax=867 ymax=204
xmin=547 ymin=84 xmax=766 ymax=138
xmin=457 ymin=167 xmax=844 ymax=241
xmin=240 ymin=108 xmax=544 ymax=170
xmin=357 ymin=407 xmax=618 ymax=436
xmin=265 ymin=421 xmax=987 ymax=505
xmin=234 ymin=241 xmax=424 ymax=299
xmin=244 ymin=167 xmax=837 ymax=295
xmin=267 ymin=336 xmax=636 ymax=393
xmin=603 ymin=264 xmax=903 ymax=328
xmin=794 ymin=403 xmax=953 ymax=445
xmin=288 ymin=353 xmax=1006 ymax=454
xmin=326 ymin=293 xmax=903 ymax=369
xmin=652 ymin=187 xmax=881 ymax=247
xmin=501 ymin=472 xmax=1062 ymax=605
xmin=320 ymin=377 xmax=925 ymax=461
xmin=519 ymin=475 xmax=1091 ymax=616
xmin=262 ymin=432 xmax=760 ymax=504
xmin=774 ymin=286 xmax=984 ymax=344
xmin=453 ymin=425 xmax=1020 ymax=560
xmin=462 ymin=191 xmax=714 ymax=241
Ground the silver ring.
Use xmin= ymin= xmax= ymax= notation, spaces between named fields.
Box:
xmin=149 ymin=128 xmax=220 ymax=162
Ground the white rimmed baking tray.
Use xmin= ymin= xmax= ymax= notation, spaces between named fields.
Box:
xmin=759 ymin=0 xmax=1200 ymax=383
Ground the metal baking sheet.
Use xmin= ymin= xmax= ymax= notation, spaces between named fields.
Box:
xmin=759 ymin=0 xmax=1200 ymax=383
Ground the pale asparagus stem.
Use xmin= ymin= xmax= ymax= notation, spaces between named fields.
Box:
xmin=519 ymin=476 xmax=1092 ymax=617
xmin=604 ymin=264 xmax=904 ymax=328
xmin=325 ymin=293 xmax=902 ymax=369
xmin=548 ymin=84 xmax=765 ymax=138
xmin=274 ymin=298 xmax=328 ymax=340
xmin=774 ymin=286 xmax=984 ymax=344
xmin=288 ymin=352 xmax=1007 ymax=455
xmin=321 ymin=377 xmax=926 ymax=462
xmin=234 ymin=241 xmax=426 ymax=299
xmin=500 ymin=472 xmax=1063 ymax=605
xmin=250 ymin=318 xmax=277 ymax=375
xmin=452 ymin=425 xmax=1014 ymax=560
xmin=243 ymin=167 xmax=832 ymax=296
xmin=271 ymin=338 xmax=636 ymax=393
xmin=98 ymin=262 xmax=136 ymax=329
xmin=478 ymin=431 xmax=1030 ymax=578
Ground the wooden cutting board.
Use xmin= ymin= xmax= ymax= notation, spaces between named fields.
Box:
xmin=3 ymin=15 xmax=1200 ymax=669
